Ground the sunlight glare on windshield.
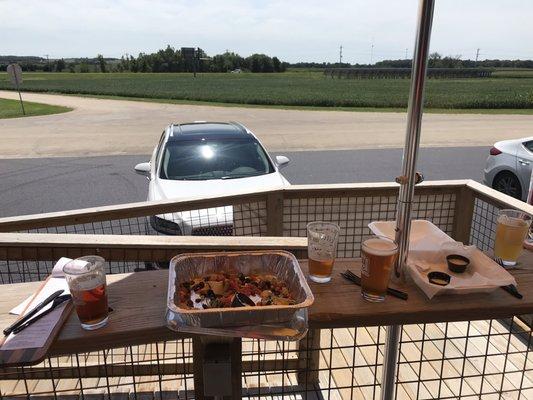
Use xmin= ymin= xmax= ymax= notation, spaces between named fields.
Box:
xmin=200 ymin=145 xmax=215 ymax=159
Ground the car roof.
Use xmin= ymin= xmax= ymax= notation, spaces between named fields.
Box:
xmin=168 ymin=122 xmax=251 ymax=142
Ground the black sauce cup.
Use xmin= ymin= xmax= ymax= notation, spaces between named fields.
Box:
xmin=446 ymin=254 xmax=470 ymax=274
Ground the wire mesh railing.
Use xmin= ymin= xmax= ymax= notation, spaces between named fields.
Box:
xmin=1 ymin=319 xmax=531 ymax=399
xmin=1 ymin=180 xmax=533 ymax=399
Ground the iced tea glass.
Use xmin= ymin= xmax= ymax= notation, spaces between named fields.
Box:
xmin=63 ymin=256 xmax=109 ymax=330
xmin=361 ymin=236 xmax=398 ymax=302
xmin=494 ymin=209 xmax=532 ymax=267
xmin=307 ymin=222 xmax=340 ymax=283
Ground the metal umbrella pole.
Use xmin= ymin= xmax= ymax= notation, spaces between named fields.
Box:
xmin=381 ymin=0 xmax=435 ymax=399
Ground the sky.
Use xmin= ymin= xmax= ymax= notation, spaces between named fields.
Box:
xmin=1 ymin=0 xmax=532 ymax=63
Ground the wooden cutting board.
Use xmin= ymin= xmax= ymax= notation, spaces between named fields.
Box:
xmin=0 ymin=277 xmax=73 ymax=367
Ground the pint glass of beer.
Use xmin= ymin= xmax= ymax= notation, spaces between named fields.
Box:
xmin=63 ymin=256 xmax=109 ymax=330
xmin=307 ymin=222 xmax=340 ymax=283
xmin=361 ymin=236 xmax=398 ymax=302
xmin=494 ymin=209 xmax=532 ymax=267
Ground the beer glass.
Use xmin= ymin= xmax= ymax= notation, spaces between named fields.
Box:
xmin=63 ymin=256 xmax=109 ymax=330
xmin=361 ymin=236 xmax=398 ymax=302
xmin=307 ymin=222 xmax=340 ymax=283
xmin=494 ymin=209 xmax=532 ymax=267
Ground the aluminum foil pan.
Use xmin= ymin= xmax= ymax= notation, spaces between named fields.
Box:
xmin=166 ymin=250 xmax=314 ymax=341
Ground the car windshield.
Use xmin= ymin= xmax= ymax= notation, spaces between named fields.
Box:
xmin=159 ymin=138 xmax=275 ymax=180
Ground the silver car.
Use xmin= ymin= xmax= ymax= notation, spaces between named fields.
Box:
xmin=483 ymin=136 xmax=533 ymax=201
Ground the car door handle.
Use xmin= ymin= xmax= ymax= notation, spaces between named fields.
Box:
xmin=519 ymin=159 xmax=530 ymax=165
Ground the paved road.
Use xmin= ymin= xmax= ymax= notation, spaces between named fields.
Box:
xmin=1 ymin=91 xmax=531 ymax=158
xmin=0 ymin=146 xmax=489 ymax=218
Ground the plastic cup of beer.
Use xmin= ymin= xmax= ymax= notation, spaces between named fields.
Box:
xmin=494 ymin=209 xmax=532 ymax=267
xmin=361 ymin=236 xmax=398 ymax=302
xmin=63 ymin=256 xmax=109 ymax=330
xmin=307 ymin=222 xmax=340 ymax=283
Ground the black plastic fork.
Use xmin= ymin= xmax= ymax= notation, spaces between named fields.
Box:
xmin=493 ymin=257 xmax=523 ymax=299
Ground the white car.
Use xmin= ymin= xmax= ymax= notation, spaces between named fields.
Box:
xmin=483 ymin=137 xmax=533 ymax=201
xmin=134 ymin=121 xmax=291 ymax=235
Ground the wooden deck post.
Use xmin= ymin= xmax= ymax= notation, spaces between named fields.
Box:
xmin=192 ymin=336 xmax=242 ymax=400
xmin=452 ymin=185 xmax=475 ymax=244
xmin=266 ymin=192 xmax=284 ymax=236
xmin=297 ymin=328 xmax=321 ymax=389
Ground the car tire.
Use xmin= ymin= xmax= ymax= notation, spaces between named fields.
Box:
xmin=492 ymin=171 xmax=522 ymax=200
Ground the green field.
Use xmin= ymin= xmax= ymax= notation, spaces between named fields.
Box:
xmin=0 ymin=98 xmax=71 ymax=119
xmin=1 ymin=71 xmax=533 ymax=111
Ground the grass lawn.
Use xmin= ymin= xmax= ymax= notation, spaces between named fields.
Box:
xmin=0 ymin=97 xmax=72 ymax=119
xmin=1 ymin=71 xmax=533 ymax=112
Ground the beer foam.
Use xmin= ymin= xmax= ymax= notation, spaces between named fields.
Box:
xmin=363 ymin=238 xmax=398 ymax=256
xmin=497 ymin=215 xmax=529 ymax=228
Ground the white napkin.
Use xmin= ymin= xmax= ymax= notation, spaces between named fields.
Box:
xmin=407 ymin=242 xmax=516 ymax=299
xmin=9 ymin=257 xmax=72 ymax=315
xmin=2 ymin=258 xmax=72 ymax=351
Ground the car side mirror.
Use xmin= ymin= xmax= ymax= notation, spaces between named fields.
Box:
xmin=275 ymin=155 xmax=290 ymax=169
xmin=134 ymin=162 xmax=151 ymax=177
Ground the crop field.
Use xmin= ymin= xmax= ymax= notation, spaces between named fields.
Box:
xmin=1 ymin=71 xmax=533 ymax=110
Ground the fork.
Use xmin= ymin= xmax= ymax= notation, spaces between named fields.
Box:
xmin=494 ymin=257 xmax=523 ymax=299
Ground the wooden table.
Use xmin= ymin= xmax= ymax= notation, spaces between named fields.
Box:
xmin=1 ymin=256 xmax=532 ymax=360
xmin=2 ymin=254 xmax=533 ymax=399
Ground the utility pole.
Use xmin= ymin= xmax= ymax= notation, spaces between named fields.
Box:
xmin=405 ymin=48 xmax=408 ymax=59
xmin=370 ymin=42 xmax=374 ymax=65
xmin=339 ymin=45 xmax=343 ymax=65
xmin=475 ymin=48 xmax=480 ymax=62
xmin=44 ymin=54 xmax=50 ymax=71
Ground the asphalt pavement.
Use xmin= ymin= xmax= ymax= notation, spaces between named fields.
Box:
xmin=0 ymin=146 xmax=489 ymax=218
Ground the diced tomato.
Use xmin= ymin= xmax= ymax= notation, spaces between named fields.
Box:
xmin=229 ymin=280 xmax=240 ymax=291
xmin=240 ymin=286 xmax=253 ymax=296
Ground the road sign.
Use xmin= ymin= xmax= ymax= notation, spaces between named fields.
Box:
xmin=7 ymin=63 xmax=23 ymax=85
xmin=181 ymin=47 xmax=199 ymax=77
xmin=6 ymin=63 xmax=25 ymax=115
xmin=181 ymin=47 xmax=196 ymax=59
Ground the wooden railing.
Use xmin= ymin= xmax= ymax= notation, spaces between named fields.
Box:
xmin=1 ymin=180 xmax=533 ymax=399
xmin=0 ymin=180 xmax=531 ymax=261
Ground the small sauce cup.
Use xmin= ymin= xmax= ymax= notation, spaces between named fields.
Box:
xmin=446 ymin=254 xmax=470 ymax=273
xmin=428 ymin=271 xmax=451 ymax=286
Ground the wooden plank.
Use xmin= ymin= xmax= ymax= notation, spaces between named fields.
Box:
xmin=0 ymin=278 xmax=74 ymax=367
xmin=467 ymin=180 xmax=533 ymax=213
xmin=0 ymin=182 xmax=468 ymax=233
xmin=283 ymin=181 xmax=464 ymax=200
xmin=0 ymin=233 xmax=307 ymax=251
xmin=0 ymin=234 xmax=308 ymax=261
xmin=0 ymin=189 xmax=276 ymax=233
xmin=1 ymin=255 xmax=533 ymax=363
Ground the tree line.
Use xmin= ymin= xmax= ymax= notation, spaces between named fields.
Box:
xmin=4 ymin=50 xmax=533 ymax=73
xmin=0 ymin=47 xmax=288 ymax=73
xmin=290 ymin=53 xmax=533 ymax=69
xmin=116 ymin=46 xmax=288 ymax=73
